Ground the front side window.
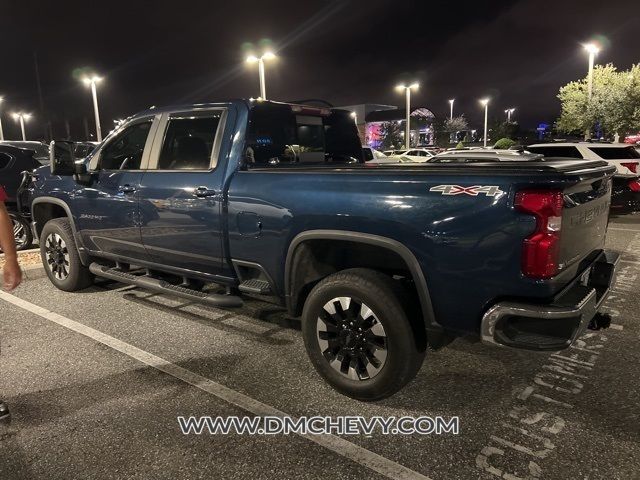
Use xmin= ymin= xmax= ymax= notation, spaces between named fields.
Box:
xmin=99 ymin=121 xmax=152 ymax=170
xmin=157 ymin=113 xmax=222 ymax=170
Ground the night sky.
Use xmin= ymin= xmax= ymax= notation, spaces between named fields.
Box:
xmin=2 ymin=0 xmax=639 ymax=140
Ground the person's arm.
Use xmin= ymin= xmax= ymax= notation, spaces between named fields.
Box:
xmin=0 ymin=201 xmax=22 ymax=291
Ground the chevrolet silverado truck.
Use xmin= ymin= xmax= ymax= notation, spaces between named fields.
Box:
xmin=26 ymin=100 xmax=619 ymax=400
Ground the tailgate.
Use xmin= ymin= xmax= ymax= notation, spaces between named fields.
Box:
xmin=559 ymin=175 xmax=611 ymax=269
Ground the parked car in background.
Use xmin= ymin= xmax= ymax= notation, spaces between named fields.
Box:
xmin=433 ymin=149 xmax=535 ymax=161
xmin=524 ymin=143 xmax=640 ymax=215
xmin=526 ymin=143 xmax=639 ymax=176
xmin=624 ymin=133 xmax=640 ymax=145
xmin=381 ymin=148 xmax=434 ymax=163
xmin=0 ymin=141 xmax=50 ymax=165
xmin=362 ymin=146 xmax=387 ymax=162
xmin=73 ymin=141 xmax=99 ymax=159
xmin=0 ymin=144 xmax=43 ymax=250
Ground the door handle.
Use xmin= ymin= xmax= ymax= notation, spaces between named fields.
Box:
xmin=119 ymin=184 xmax=136 ymax=194
xmin=193 ymin=186 xmax=217 ymax=198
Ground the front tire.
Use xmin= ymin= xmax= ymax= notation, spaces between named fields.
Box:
xmin=40 ymin=218 xmax=93 ymax=291
xmin=301 ymin=268 xmax=425 ymax=401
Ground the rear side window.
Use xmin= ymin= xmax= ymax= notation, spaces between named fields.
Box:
xmin=245 ymin=104 xmax=363 ymax=167
xmin=157 ymin=113 xmax=222 ymax=170
xmin=588 ymin=146 xmax=640 ymax=160
xmin=100 ymin=121 xmax=152 ymax=170
xmin=0 ymin=153 xmax=12 ymax=169
xmin=527 ymin=146 xmax=582 ymax=158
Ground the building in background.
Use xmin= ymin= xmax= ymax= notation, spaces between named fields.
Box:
xmin=335 ymin=103 xmax=396 ymax=144
xmin=364 ymin=107 xmax=436 ymax=149
xmin=335 ymin=104 xmax=436 ymax=148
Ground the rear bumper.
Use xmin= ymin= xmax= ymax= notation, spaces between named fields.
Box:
xmin=481 ymin=250 xmax=619 ymax=351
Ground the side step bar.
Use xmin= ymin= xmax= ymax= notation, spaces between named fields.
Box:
xmin=89 ymin=263 xmax=243 ymax=308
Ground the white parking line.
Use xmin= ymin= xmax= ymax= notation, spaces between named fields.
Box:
xmin=608 ymin=227 xmax=640 ymax=233
xmin=620 ymin=259 xmax=640 ymax=266
xmin=0 ymin=290 xmax=431 ymax=480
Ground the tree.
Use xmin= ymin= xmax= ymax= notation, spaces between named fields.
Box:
xmin=557 ymin=63 xmax=640 ymax=138
xmin=494 ymin=137 xmax=516 ymax=149
xmin=444 ymin=115 xmax=469 ymax=134
xmin=433 ymin=116 xmax=469 ymax=146
xmin=378 ymin=122 xmax=404 ymax=150
xmin=489 ymin=120 xmax=520 ymax=142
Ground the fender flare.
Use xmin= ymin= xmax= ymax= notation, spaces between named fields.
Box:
xmin=32 ymin=196 xmax=89 ymax=264
xmin=284 ymin=229 xmax=439 ymax=329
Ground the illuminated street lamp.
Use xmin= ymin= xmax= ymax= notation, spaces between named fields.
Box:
xmin=395 ymin=82 xmax=419 ymax=149
xmin=12 ymin=112 xmax=31 ymax=141
xmin=0 ymin=96 xmax=4 ymax=141
xmin=505 ymin=108 xmax=515 ymax=123
xmin=82 ymin=74 xmax=103 ymax=142
xmin=448 ymin=99 xmax=455 ymax=120
xmin=479 ymin=98 xmax=490 ymax=148
xmin=583 ymin=43 xmax=600 ymax=102
xmin=246 ymin=51 xmax=276 ymax=100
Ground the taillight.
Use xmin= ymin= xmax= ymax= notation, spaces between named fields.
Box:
xmin=515 ymin=190 xmax=564 ymax=279
xmin=621 ymin=162 xmax=638 ymax=173
xmin=629 ymin=179 xmax=640 ymax=192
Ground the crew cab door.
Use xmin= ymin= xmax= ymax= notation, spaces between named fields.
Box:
xmin=137 ymin=107 xmax=231 ymax=278
xmin=74 ymin=116 xmax=159 ymax=260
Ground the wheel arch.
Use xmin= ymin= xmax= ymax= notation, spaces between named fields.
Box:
xmin=32 ymin=197 xmax=89 ymax=265
xmin=284 ymin=230 xmax=438 ymax=330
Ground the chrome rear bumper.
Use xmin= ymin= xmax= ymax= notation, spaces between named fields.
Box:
xmin=481 ymin=251 xmax=619 ymax=351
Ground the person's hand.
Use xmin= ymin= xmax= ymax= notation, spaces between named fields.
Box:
xmin=3 ymin=259 xmax=22 ymax=291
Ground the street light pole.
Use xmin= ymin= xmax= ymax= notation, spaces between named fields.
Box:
xmin=505 ymin=108 xmax=515 ymax=123
xmin=584 ymin=44 xmax=599 ymax=101
xmin=449 ymin=99 xmax=454 ymax=120
xmin=90 ymin=81 xmax=102 ymax=142
xmin=12 ymin=113 xmax=31 ymax=141
xmin=480 ymin=98 xmax=490 ymax=148
xmin=246 ymin=52 xmax=276 ymax=100
xmin=0 ymin=97 xmax=4 ymax=141
xmin=82 ymin=75 xmax=103 ymax=142
xmin=583 ymin=43 xmax=600 ymax=140
xmin=395 ymin=83 xmax=419 ymax=149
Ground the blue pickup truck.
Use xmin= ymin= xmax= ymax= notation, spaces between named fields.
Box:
xmin=26 ymin=100 xmax=618 ymax=400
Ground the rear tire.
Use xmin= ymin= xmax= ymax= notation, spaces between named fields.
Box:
xmin=40 ymin=218 xmax=93 ymax=291
xmin=301 ymin=268 xmax=425 ymax=401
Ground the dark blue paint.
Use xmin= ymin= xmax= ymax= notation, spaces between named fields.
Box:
xmin=29 ymin=100 xmax=608 ymax=338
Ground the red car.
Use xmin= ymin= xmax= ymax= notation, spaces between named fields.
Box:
xmin=624 ymin=132 xmax=640 ymax=144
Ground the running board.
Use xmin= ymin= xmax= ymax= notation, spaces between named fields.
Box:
xmin=89 ymin=263 xmax=243 ymax=308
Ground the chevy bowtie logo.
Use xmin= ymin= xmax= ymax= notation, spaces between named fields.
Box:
xmin=429 ymin=185 xmax=504 ymax=197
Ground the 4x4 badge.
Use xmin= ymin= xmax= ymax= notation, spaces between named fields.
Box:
xmin=429 ymin=185 xmax=504 ymax=197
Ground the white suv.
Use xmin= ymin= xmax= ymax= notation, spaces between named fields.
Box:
xmin=527 ymin=143 xmax=640 ymax=177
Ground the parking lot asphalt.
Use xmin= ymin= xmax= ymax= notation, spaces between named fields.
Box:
xmin=1 ymin=217 xmax=639 ymax=480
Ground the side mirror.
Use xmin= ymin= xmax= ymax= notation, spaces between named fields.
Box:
xmin=49 ymin=140 xmax=76 ymax=176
